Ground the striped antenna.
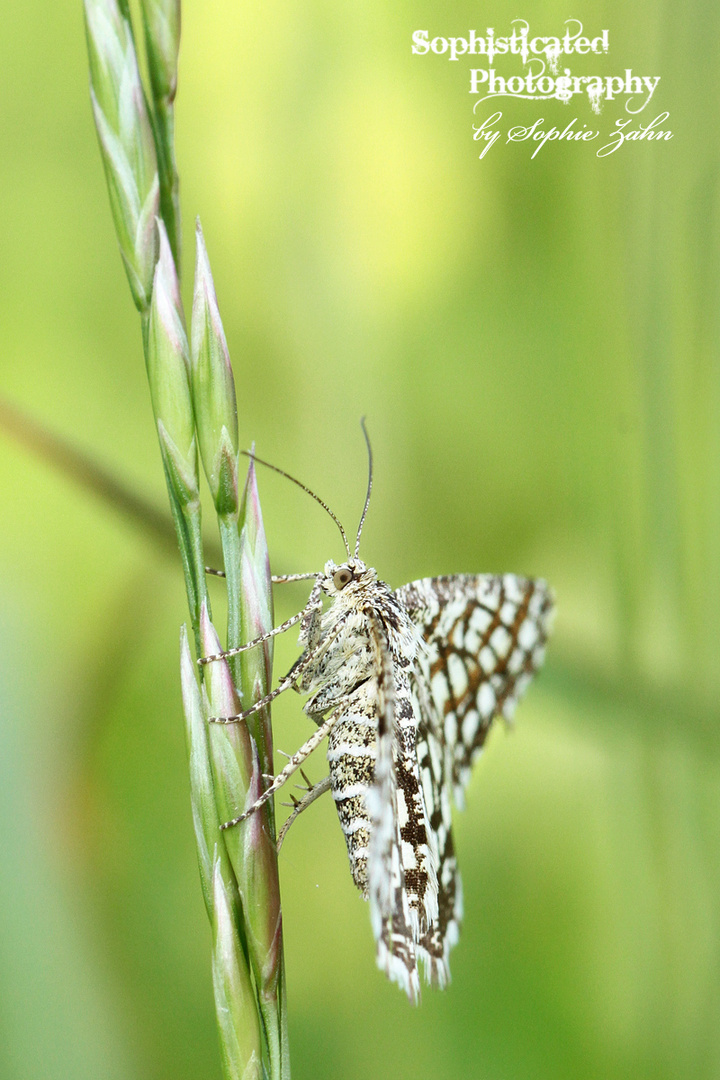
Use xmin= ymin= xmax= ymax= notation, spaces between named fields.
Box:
xmin=241 ymin=449 xmax=351 ymax=558
xmin=354 ymin=418 xmax=373 ymax=557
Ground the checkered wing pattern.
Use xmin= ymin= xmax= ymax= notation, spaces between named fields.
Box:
xmin=392 ymin=573 xmax=553 ymax=987
xmin=397 ymin=574 xmax=553 ymax=802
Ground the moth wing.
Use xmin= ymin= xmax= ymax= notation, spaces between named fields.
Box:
xmin=395 ymin=574 xmax=553 ymax=804
xmin=410 ymin=670 xmax=461 ymax=988
xmin=366 ymin=614 xmax=439 ymax=1001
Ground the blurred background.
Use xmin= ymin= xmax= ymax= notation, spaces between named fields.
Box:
xmin=1 ymin=1 xmax=718 ymax=1078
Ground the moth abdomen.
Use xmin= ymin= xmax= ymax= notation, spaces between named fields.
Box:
xmin=327 ymin=711 xmax=378 ymax=895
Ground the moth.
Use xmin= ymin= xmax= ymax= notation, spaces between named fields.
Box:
xmin=201 ymin=436 xmax=553 ymax=1000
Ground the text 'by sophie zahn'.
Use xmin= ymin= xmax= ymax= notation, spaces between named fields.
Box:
xmin=473 ymin=111 xmax=673 ymax=159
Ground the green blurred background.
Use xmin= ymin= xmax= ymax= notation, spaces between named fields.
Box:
xmin=1 ymin=1 xmax=719 ymax=1078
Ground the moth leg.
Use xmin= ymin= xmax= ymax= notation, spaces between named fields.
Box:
xmin=199 ymin=572 xmax=326 ymax=665
xmin=198 ymin=608 xmax=306 ymax=664
xmin=208 ymin=612 xmax=351 ymax=725
xmin=220 ymin=705 xmax=346 ymax=830
xmin=276 ymin=774 xmax=332 ymax=851
xmin=271 ymin=573 xmax=321 ymax=584
xmin=205 ymin=568 xmax=319 ymax=583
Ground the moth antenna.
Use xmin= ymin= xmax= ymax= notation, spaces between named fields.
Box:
xmin=241 ymin=449 xmax=351 ymax=558
xmin=355 ymin=417 xmax=373 ymax=557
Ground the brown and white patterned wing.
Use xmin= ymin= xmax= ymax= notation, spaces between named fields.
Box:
xmin=366 ymin=615 xmax=440 ymax=1001
xmin=392 ymin=572 xmax=552 ymax=987
xmin=410 ymin=671 xmax=461 ymax=988
xmin=395 ymin=574 xmax=553 ymax=805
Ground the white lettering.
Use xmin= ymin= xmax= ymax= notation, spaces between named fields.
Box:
xmin=597 ymin=113 xmax=672 ymax=157
xmin=448 ymin=37 xmax=469 ymax=61
xmin=411 ymin=30 xmax=430 ymax=55
xmin=469 ymin=69 xmax=488 ymax=94
xmin=472 ymin=110 xmax=502 ymax=158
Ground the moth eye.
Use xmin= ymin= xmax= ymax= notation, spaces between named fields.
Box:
xmin=333 ymin=568 xmax=353 ymax=589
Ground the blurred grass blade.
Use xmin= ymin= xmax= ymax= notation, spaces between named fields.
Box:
xmin=0 ymin=394 xmax=187 ymax=557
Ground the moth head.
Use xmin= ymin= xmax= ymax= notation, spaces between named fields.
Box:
xmin=324 ymin=557 xmax=370 ymax=594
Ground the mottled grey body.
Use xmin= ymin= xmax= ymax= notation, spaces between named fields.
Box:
xmin=326 ymin=683 xmax=376 ymax=892
xmin=294 ymin=561 xmax=434 ymax=929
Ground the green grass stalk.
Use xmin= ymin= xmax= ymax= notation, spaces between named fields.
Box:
xmin=84 ymin=3 xmax=290 ymax=1076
